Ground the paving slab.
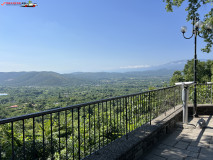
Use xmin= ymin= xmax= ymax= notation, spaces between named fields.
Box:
xmin=187 ymin=146 xmax=201 ymax=153
xmin=141 ymin=115 xmax=213 ymax=160
xmin=174 ymin=141 xmax=190 ymax=149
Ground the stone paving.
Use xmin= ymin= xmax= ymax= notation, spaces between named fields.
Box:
xmin=142 ymin=115 xmax=213 ymax=160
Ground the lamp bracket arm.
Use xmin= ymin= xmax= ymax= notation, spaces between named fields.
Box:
xmin=183 ymin=32 xmax=194 ymax=39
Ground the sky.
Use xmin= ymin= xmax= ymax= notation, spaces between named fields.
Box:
xmin=0 ymin=0 xmax=212 ymax=73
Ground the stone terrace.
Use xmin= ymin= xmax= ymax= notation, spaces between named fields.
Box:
xmin=142 ymin=115 xmax=213 ymax=160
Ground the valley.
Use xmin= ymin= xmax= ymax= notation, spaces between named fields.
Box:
xmin=0 ymin=70 xmax=172 ymax=119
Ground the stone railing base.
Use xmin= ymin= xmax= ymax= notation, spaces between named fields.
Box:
xmin=188 ymin=104 xmax=213 ymax=115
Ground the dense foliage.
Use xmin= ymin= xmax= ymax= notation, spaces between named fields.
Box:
xmin=170 ymin=59 xmax=213 ymax=85
xmin=0 ymin=86 xmax=182 ymax=160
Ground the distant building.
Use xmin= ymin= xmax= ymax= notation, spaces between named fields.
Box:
xmin=10 ymin=105 xmax=18 ymax=108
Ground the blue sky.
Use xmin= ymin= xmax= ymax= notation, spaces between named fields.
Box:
xmin=0 ymin=0 xmax=212 ymax=73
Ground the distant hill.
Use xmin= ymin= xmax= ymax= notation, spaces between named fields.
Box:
xmin=0 ymin=69 xmax=174 ymax=87
xmin=1 ymin=59 xmax=212 ymax=87
xmin=65 ymin=69 xmax=174 ymax=80
xmin=4 ymin=72 xmax=69 ymax=86
xmin=0 ymin=72 xmax=89 ymax=86
xmin=0 ymin=72 xmax=27 ymax=83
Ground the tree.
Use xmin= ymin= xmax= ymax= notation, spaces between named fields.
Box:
xmin=170 ymin=70 xmax=184 ymax=85
xmin=183 ymin=59 xmax=194 ymax=81
xmin=163 ymin=0 xmax=213 ymax=53
xmin=170 ymin=59 xmax=213 ymax=85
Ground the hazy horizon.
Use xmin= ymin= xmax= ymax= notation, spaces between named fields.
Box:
xmin=0 ymin=58 xmax=212 ymax=74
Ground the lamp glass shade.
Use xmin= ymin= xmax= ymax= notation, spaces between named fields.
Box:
xmin=181 ymin=26 xmax=187 ymax=33
xmin=205 ymin=23 xmax=213 ymax=30
xmin=195 ymin=21 xmax=203 ymax=28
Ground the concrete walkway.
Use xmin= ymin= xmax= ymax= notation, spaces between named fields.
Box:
xmin=142 ymin=115 xmax=213 ymax=160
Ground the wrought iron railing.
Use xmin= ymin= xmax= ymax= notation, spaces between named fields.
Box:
xmin=0 ymin=86 xmax=182 ymax=160
xmin=188 ymin=83 xmax=213 ymax=104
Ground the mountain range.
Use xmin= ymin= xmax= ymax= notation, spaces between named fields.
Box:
xmin=0 ymin=59 xmax=209 ymax=87
xmin=114 ymin=60 xmax=188 ymax=72
xmin=0 ymin=69 xmax=173 ymax=87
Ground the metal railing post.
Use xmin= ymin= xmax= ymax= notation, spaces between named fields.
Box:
xmin=78 ymin=108 xmax=81 ymax=160
xmin=211 ymin=85 xmax=212 ymax=104
xmin=11 ymin=122 xmax=14 ymax=160
xmin=209 ymin=83 xmax=213 ymax=104
xmin=206 ymin=82 xmax=213 ymax=104
xmin=149 ymin=92 xmax=151 ymax=125
xmin=125 ymin=97 xmax=128 ymax=140
xmin=174 ymin=87 xmax=176 ymax=108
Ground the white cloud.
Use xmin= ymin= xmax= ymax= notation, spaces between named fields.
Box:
xmin=120 ymin=65 xmax=151 ymax=69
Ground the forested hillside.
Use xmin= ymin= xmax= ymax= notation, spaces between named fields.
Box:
xmin=0 ymin=69 xmax=172 ymax=119
xmin=0 ymin=69 xmax=173 ymax=87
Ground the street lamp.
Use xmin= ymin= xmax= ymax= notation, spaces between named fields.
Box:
xmin=181 ymin=17 xmax=212 ymax=117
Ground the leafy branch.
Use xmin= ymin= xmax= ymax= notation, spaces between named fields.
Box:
xmin=163 ymin=0 xmax=213 ymax=53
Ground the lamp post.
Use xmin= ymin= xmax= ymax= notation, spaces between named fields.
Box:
xmin=181 ymin=17 xmax=212 ymax=117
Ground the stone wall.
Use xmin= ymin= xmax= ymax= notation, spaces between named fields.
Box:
xmin=188 ymin=104 xmax=213 ymax=115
